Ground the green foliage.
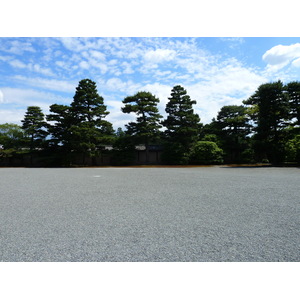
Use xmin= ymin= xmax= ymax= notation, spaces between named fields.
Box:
xmin=162 ymin=85 xmax=201 ymax=146
xmin=47 ymin=104 xmax=73 ymax=148
xmin=69 ymin=79 xmax=114 ymax=157
xmin=122 ymin=91 xmax=162 ymax=140
xmin=0 ymin=123 xmax=25 ymax=150
xmin=122 ymin=91 xmax=162 ymax=163
xmin=71 ymin=79 xmax=109 ymax=124
xmin=215 ymin=105 xmax=252 ymax=163
xmin=286 ymin=81 xmax=300 ymax=126
xmin=4 ymin=78 xmax=300 ymax=166
xmin=243 ymin=80 xmax=290 ymax=163
xmin=161 ymin=142 xmax=191 ymax=165
xmin=285 ymin=135 xmax=300 ymax=164
xmin=190 ymin=141 xmax=224 ymax=165
xmin=162 ymin=85 xmax=201 ymax=164
xmin=21 ymin=106 xmax=48 ymax=150
xmin=111 ymin=128 xmax=136 ymax=165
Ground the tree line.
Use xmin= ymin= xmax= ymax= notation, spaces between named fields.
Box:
xmin=0 ymin=78 xmax=300 ymax=166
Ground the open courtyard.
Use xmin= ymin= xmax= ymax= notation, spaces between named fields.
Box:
xmin=0 ymin=166 xmax=299 ymax=261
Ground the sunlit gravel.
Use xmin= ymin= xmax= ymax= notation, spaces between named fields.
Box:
xmin=0 ymin=166 xmax=299 ymax=261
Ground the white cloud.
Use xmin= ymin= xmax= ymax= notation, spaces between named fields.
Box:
xmin=186 ymin=63 xmax=267 ymax=123
xmin=106 ymin=100 xmax=135 ymax=129
xmin=2 ymin=40 xmax=35 ymax=55
xmin=0 ymin=55 xmax=12 ymax=61
xmin=9 ymin=59 xmax=27 ymax=68
xmin=92 ymin=60 xmax=108 ymax=74
xmin=0 ymin=89 xmax=4 ymax=103
xmin=30 ymin=63 xmax=54 ymax=76
xmin=55 ymin=60 xmax=67 ymax=68
xmin=121 ymin=62 xmax=134 ymax=74
xmin=0 ymin=87 xmax=69 ymax=108
xmin=105 ymin=78 xmax=142 ymax=95
xmin=291 ymin=57 xmax=300 ymax=68
xmin=144 ymin=49 xmax=177 ymax=63
xmin=3 ymin=37 xmax=297 ymax=129
xmin=140 ymin=82 xmax=172 ymax=114
xmin=0 ymin=88 xmax=57 ymax=125
xmin=220 ymin=37 xmax=245 ymax=44
xmin=59 ymin=37 xmax=86 ymax=52
xmin=90 ymin=50 xmax=106 ymax=60
xmin=8 ymin=58 xmax=55 ymax=76
xmin=12 ymin=76 xmax=76 ymax=93
xmin=262 ymin=43 xmax=300 ymax=71
xmin=0 ymin=108 xmax=26 ymax=125
xmin=79 ymin=60 xmax=90 ymax=69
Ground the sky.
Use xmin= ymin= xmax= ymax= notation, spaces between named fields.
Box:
xmin=1 ymin=37 xmax=300 ymax=130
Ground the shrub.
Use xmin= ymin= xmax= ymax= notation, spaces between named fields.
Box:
xmin=285 ymin=135 xmax=300 ymax=164
xmin=190 ymin=141 xmax=224 ymax=165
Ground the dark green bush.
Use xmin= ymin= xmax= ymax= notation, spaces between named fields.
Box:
xmin=190 ymin=141 xmax=224 ymax=165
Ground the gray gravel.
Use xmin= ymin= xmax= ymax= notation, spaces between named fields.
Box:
xmin=0 ymin=166 xmax=299 ymax=261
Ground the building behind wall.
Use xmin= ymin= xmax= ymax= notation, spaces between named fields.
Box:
xmin=134 ymin=145 xmax=163 ymax=164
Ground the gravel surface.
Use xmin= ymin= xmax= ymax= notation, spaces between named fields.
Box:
xmin=0 ymin=166 xmax=299 ymax=261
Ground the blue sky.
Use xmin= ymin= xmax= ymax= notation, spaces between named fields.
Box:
xmin=1 ymin=37 xmax=300 ymax=129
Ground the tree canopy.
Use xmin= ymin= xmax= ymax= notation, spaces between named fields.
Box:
xmin=162 ymin=85 xmax=201 ymax=164
xmin=21 ymin=106 xmax=47 ymax=151
xmin=122 ymin=91 xmax=162 ymax=163
xmin=2 ymin=78 xmax=300 ymax=166
xmin=243 ymin=80 xmax=290 ymax=162
xmin=69 ymin=79 xmax=114 ymax=159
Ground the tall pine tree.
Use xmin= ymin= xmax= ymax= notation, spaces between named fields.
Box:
xmin=285 ymin=81 xmax=300 ymax=128
xmin=162 ymin=85 xmax=201 ymax=164
xmin=122 ymin=91 xmax=162 ymax=163
xmin=243 ymin=80 xmax=289 ymax=163
xmin=69 ymin=79 xmax=114 ymax=163
xmin=47 ymin=104 xmax=73 ymax=149
xmin=21 ymin=106 xmax=48 ymax=151
xmin=215 ymin=105 xmax=252 ymax=163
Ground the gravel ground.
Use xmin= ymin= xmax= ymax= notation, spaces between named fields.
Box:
xmin=0 ymin=166 xmax=299 ymax=261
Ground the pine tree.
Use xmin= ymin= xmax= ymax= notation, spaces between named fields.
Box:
xmin=122 ymin=91 xmax=162 ymax=163
xmin=69 ymin=79 xmax=114 ymax=163
xmin=216 ymin=105 xmax=252 ymax=163
xmin=162 ymin=85 xmax=201 ymax=164
xmin=243 ymin=80 xmax=290 ymax=163
xmin=21 ymin=106 xmax=47 ymax=151
xmin=285 ymin=81 xmax=300 ymax=127
xmin=47 ymin=104 xmax=72 ymax=149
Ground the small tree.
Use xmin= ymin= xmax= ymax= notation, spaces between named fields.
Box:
xmin=122 ymin=91 xmax=162 ymax=163
xmin=21 ymin=106 xmax=47 ymax=151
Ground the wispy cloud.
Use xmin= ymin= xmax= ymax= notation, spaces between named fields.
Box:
xmin=12 ymin=76 xmax=76 ymax=93
xmin=8 ymin=58 xmax=55 ymax=76
xmin=0 ymin=39 xmax=36 ymax=55
xmin=0 ymin=87 xmax=65 ymax=124
xmin=1 ymin=87 xmax=70 ymax=108
xmin=2 ymin=37 xmax=300 ymax=128
xmin=0 ymin=89 xmax=4 ymax=103
xmin=9 ymin=59 xmax=27 ymax=69
xmin=144 ymin=49 xmax=177 ymax=63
